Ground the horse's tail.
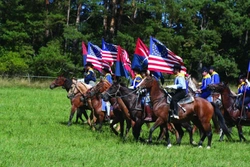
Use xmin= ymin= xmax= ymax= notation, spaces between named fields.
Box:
xmin=211 ymin=102 xmax=233 ymax=141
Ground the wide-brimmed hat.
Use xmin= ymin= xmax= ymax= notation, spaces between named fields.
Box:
xmin=201 ymin=67 xmax=208 ymax=73
xmin=173 ymin=64 xmax=181 ymax=71
xmin=85 ymin=62 xmax=93 ymax=67
xmin=102 ymin=67 xmax=110 ymax=73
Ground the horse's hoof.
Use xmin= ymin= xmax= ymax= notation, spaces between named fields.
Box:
xmin=167 ymin=144 xmax=172 ymax=149
xmin=206 ymin=146 xmax=211 ymax=149
xmin=191 ymin=141 xmax=197 ymax=145
xmin=198 ymin=145 xmax=203 ymax=148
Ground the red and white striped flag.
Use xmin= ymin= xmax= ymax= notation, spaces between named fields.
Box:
xmin=148 ymin=37 xmax=186 ymax=74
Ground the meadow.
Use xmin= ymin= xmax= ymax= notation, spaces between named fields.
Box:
xmin=0 ymin=78 xmax=250 ymax=167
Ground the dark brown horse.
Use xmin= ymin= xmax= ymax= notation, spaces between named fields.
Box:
xmin=49 ymin=76 xmax=94 ymax=126
xmin=101 ymin=82 xmax=195 ymax=146
xmin=208 ymin=82 xmax=249 ymax=141
xmin=85 ymin=79 xmax=131 ymax=137
xmin=136 ymin=76 xmax=232 ymax=148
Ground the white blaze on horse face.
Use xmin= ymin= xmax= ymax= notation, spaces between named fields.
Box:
xmin=136 ymin=78 xmax=146 ymax=88
xmin=187 ymin=77 xmax=198 ymax=92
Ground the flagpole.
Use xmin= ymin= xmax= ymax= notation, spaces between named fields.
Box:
xmin=240 ymin=61 xmax=250 ymax=119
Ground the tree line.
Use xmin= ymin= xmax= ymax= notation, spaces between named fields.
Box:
xmin=0 ymin=0 xmax=249 ymax=83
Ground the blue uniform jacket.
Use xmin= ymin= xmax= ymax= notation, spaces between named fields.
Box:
xmin=84 ymin=68 xmax=96 ymax=84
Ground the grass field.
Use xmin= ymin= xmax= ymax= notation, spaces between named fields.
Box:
xmin=0 ymin=79 xmax=250 ymax=167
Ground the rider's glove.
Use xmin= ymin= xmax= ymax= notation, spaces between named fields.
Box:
xmin=246 ymin=79 xmax=250 ymax=86
xmin=166 ymin=85 xmax=178 ymax=89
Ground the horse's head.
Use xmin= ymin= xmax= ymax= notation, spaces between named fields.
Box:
xmin=207 ymin=82 xmax=226 ymax=93
xmin=50 ymin=76 xmax=67 ymax=89
xmin=67 ymin=83 xmax=78 ymax=99
xmin=101 ymin=82 xmax=121 ymax=102
xmin=86 ymin=79 xmax=112 ymax=98
xmin=186 ymin=76 xmax=199 ymax=92
xmin=136 ymin=76 xmax=156 ymax=90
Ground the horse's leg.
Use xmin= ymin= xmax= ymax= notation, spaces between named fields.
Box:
xmin=109 ymin=116 xmax=119 ymax=136
xmin=68 ymin=104 xmax=77 ymax=126
xmin=173 ymin=123 xmax=184 ymax=145
xmin=199 ymin=122 xmax=212 ymax=148
xmin=237 ymin=125 xmax=247 ymax=142
xmin=148 ymin=118 xmax=163 ymax=144
xmin=180 ymin=122 xmax=195 ymax=145
xmin=132 ymin=119 xmax=144 ymax=141
xmin=157 ymin=126 xmax=166 ymax=141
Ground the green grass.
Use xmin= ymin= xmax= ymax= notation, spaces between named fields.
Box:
xmin=0 ymin=80 xmax=250 ymax=167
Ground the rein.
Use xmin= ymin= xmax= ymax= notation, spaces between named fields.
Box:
xmin=105 ymin=84 xmax=138 ymax=98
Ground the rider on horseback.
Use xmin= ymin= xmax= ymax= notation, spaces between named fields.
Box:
xmin=129 ymin=68 xmax=142 ymax=89
xmin=101 ymin=67 xmax=113 ymax=121
xmin=84 ymin=62 xmax=96 ymax=87
xmin=166 ymin=64 xmax=187 ymax=119
xmin=237 ymin=74 xmax=250 ymax=111
xmin=197 ymin=67 xmax=212 ymax=102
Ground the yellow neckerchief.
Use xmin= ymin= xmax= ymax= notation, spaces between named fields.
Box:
xmin=238 ymin=82 xmax=246 ymax=89
xmin=203 ymin=73 xmax=211 ymax=79
xmin=175 ymin=72 xmax=185 ymax=77
xmin=88 ymin=67 xmax=94 ymax=73
xmin=135 ymin=74 xmax=142 ymax=79
xmin=211 ymin=71 xmax=218 ymax=76
xmin=104 ymin=73 xmax=111 ymax=78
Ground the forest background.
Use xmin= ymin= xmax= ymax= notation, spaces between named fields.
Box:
xmin=0 ymin=0 xmax=249 ymax=83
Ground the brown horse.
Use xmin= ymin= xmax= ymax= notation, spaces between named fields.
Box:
xmin=101 ymin=82 xmax=195 ymax=146
xmin=186 ymin=76 xmax=221 ymax=134
xmin=85 ymin=79 xmax=131 ymax=137
xmin=49 ymin=76 xmax=94 ymax=126
xmin=136 ymin=76 xmax=232 ymax=148
xmin=208 ymin=82 xmax=249 ymax=141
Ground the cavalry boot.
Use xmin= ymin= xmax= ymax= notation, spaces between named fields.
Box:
xmin=172 ymin=103 xmax=179 ymax=119
xmin=144 ymin=105 xmax=152 ymax=121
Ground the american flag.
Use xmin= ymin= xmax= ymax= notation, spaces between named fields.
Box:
xmin=148 ymin=37 xmax=186 ymax=74
xmin=101 ymin=38 xmax=118 ymax=63
xmin=87 ymin=42 xmax=110 ymax=72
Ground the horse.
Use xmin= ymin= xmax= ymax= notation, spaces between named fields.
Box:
xmin=49 ymin=76 xmax=94 ymax=126
xmin=208 ymin=82 xmax=249 ymax=141
xmin=101 ymin=82 xmax=195 ymax=146
xmin=186 ymin=76 xmax=221 ymax=134
xmin=85 ymin=79 xmax=132 ymax=137
xmin=136 ymin=76 xmax=232 ymax=148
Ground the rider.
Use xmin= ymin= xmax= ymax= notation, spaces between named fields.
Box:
xmin=84 ymin=62 xmax=96 ymax=87
xmin=166 ymin=64 xmax=187 ymax=119
xmin=101 ymin=67 xmax=113 ymax=120
xmin=209 ymin=66 xmax=220 ymax=84
xmin=237 ymin=74 xmax=250 ymax=110
xmin=140 ymin=69 xmax=152 ymax=121
xmin=197 ymin=67 xmax=212 ymax=101
xmin=129 ymin=67 xmax=142 ymax=89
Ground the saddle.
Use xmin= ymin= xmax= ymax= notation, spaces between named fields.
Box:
xmin=178 ymin=94 xmax=194 ymax=105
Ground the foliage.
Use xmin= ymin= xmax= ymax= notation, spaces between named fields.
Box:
xmin=0 ymin=0 xmax=249 ymax=82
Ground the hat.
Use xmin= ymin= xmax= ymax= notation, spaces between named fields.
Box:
xmin=209 ymin=66 xmax=215 ymax=70
xmin=239 ymin=74 xmax=246 ymax=79
xmin=85 ymin=62 xmax=93 ymax=67
xmin=140 ymin=68 xmax=147 ymax=74
xmin=173 ymin=64 xmax=181 ymax=71
xmin=201 ymin=67 xmax=208 ymax=73
xmin=132 ymin=67 xmax=141 ymax=73
xmin=102 ymin=67 xmax=110 ymax=73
